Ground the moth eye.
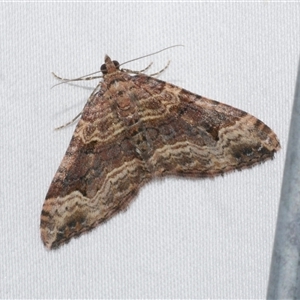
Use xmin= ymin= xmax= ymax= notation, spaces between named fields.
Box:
xmin=100 ymin=63 xmax=107 ymax=74
xmin=113 ymin=60 xmax=120 ymax=68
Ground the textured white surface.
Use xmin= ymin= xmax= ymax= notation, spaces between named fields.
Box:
xmin=1 ymin=2 xmax=299 ymax=298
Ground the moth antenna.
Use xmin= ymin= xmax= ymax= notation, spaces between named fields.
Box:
xmin=51 ymin=71 xmax=103 ymax=88
xmin=119 ymin=45 xmax=184 ymax=67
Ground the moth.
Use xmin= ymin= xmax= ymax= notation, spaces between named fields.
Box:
xmin=41 ymin=49 xmax=280 ymax=249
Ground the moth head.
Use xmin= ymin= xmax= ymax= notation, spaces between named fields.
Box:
xmin=101 ymin=56 xmax=120 ymax=75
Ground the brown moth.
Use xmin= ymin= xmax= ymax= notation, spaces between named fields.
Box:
xmin=41 ymin=53 xmax=280 ymax=249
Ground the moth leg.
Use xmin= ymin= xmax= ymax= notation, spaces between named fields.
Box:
xmin=121 ymin=62 xmax=153 ymax=74
xmin=54 ymin=112 xmax=82 ymax=130
xmin=149 ymin=61 xmax=170 ymax=77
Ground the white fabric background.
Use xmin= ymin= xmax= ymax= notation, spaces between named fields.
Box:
xmin=1 ymin=2 xmax=299 ymax=299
